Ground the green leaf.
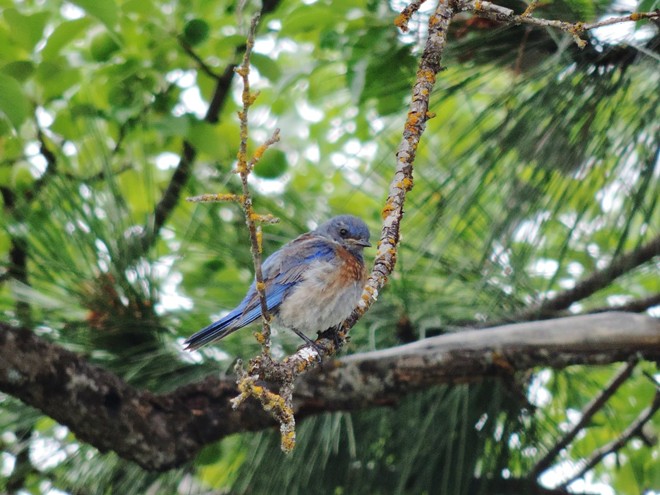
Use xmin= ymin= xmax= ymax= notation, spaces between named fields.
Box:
xmin=251 ymin=53 xmax=281 ymax=82
xmin=152 ymin=114 xmax=190 ymax=138
xmin=1 ymin=60 xmax=35 ymax=81
xmin=0 ymin=73 xmax=30 ymax=129
xmin=122 ymin=0 xmax=158 ymax=16
xmin=638 ymin=0 xmax=660 ymax=12
xmin=35 ymin=62 xmax=81 ymax=101
xmin=2 ymin=8 xmax=50 ymax=52
xmin=69 ymin=0 xmax=119 ymax=32
xmin=254 ymin=149 xmax=288 ymax=179
xmin=279 ymin=5 xmax=342 ymax=36
xmin=183 ymin=19 xmax=210 ymax=46
xmin=90 ymin=32 xmax=121 ymax=62
xmin=42 ymin=18 xmax=91 ymax=60
xmin=186 ymin=120 xmax=230 ymax=158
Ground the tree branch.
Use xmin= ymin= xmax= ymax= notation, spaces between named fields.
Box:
xmin=325 ymin=0 xmax=456 ymax=351
xmin=518 ymin=233 xmax=660 ymax=320
xmin=149 ymin=62 xmax=236 ymax=243
xmin=146 ymin=0 xmax=282 ymax=247
xmin=589 ymin=293 xmax=660 ymax=314
xmin=458 ymin=1 xmax=660 ymax=47
xmin=559 ymin=389 xmax=660 ymax=488
xmin=1 ymin=312 xmax=658 ymax=471
xmin=530 ymin=358 xmax=638 ymax=479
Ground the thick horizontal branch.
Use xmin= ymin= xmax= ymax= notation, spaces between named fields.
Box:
xmin=295 ymin=312 xmax=660 ymax=410
xmin=1 ymin=312 xmax=658 ymax=471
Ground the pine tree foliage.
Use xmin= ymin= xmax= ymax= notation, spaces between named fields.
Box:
xmin=0 ymin=0 xmax=658 ymax=493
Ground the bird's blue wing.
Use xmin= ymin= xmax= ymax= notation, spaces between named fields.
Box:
xmin=184 ymin=235 xmax=338 ymax=350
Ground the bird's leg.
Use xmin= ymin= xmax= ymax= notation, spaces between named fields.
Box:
xmin=331 ymin=327 xmax=342 ymax=350
xmin=290 ymin=327 xmax=325 ymax=360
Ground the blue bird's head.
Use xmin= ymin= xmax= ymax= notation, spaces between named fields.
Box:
xmin=315 ymin=215 xmax=371 ymax=255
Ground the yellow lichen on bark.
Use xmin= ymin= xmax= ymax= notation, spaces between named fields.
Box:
xmin=381 ymin=202 xmax=395 ymax=219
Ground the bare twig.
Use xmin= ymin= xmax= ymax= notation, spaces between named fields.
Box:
xmin=457 ymin=1 xmax=660 ymax=47
xmin=589 ymin=293 xmax=660 ymax=314
xmin=395 ymin=0 xmax=429 ymax=32
xmin=177 ymin=36 xmax=223 ymax=80
xmin=518 ymin=233 xmax=660 ymax=320
xmin=530 ymin=358 xmax=639 ymax=479
xmin=521 ymin=0 xmax=540 ymax=17
xmin=559 ymin=389 xmax=660 ymax=488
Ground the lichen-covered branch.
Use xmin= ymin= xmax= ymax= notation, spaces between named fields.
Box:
xmin=349 ymin=0 xmax=454 ymax=326
xmin=185 ymin=13 xmax=292 ymax=450
xmin=237 ymin=0 xmax=459 ymax=431
xmin=233 ymin=13 xmax=280 ymax=347
xmin=279 ymin=0 xmax=456 ymax=369
xmin=457 ymin=0 xmax=660 ymax=47
xmin=2 ymin=312 xmax=659 ymax=471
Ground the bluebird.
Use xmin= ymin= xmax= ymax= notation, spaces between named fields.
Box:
xmin=184 ymin=215 xmax=371 ymax=351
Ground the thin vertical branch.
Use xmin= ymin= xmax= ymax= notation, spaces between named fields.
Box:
xmin=342 ymin=0 xmax=455 ymax=334
xmin=234 ymin=13 xmax=280 ymax=351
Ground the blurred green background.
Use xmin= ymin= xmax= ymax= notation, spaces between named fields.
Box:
xmin=0 ymin=0 xmax=658 ymax=493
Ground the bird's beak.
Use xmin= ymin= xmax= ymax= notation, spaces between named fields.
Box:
xmin=350 ymin=239 xmax=372 ymax=248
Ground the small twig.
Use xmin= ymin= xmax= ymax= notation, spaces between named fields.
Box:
xmin=395 ymin=0 xmax=429 ymax=32
xmin=581 ymin=11 xmax=660 ymax=31
xmin=521 ymin=0 xmax=540 ymax=17
xmin=518 ymin=233 xmax=660 ymax=320
xmin=177 ymin=36 xmax=223 ymax=80
xmin=559 ymin=389 xmax=660 ymax=488
xmin=530 ymin=358 xmax=639 ymax=479
xmin=588 ymin=293 xmax=660 ymax=315
xmin=458 ymin=1 xmax=660 ymax=48
xmin=186 ymin=193 xmax=242 ymax=203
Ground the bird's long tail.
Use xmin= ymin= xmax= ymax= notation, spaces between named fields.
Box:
xmin=183 ymin=308 xmax=244 ymax=351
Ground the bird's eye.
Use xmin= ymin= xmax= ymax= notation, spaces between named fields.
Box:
xmin=339 ymin=228 xmax=348 ymax=237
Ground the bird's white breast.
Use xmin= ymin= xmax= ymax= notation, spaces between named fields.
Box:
xmin=275 ymin=259 xmax=363 ymax=334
